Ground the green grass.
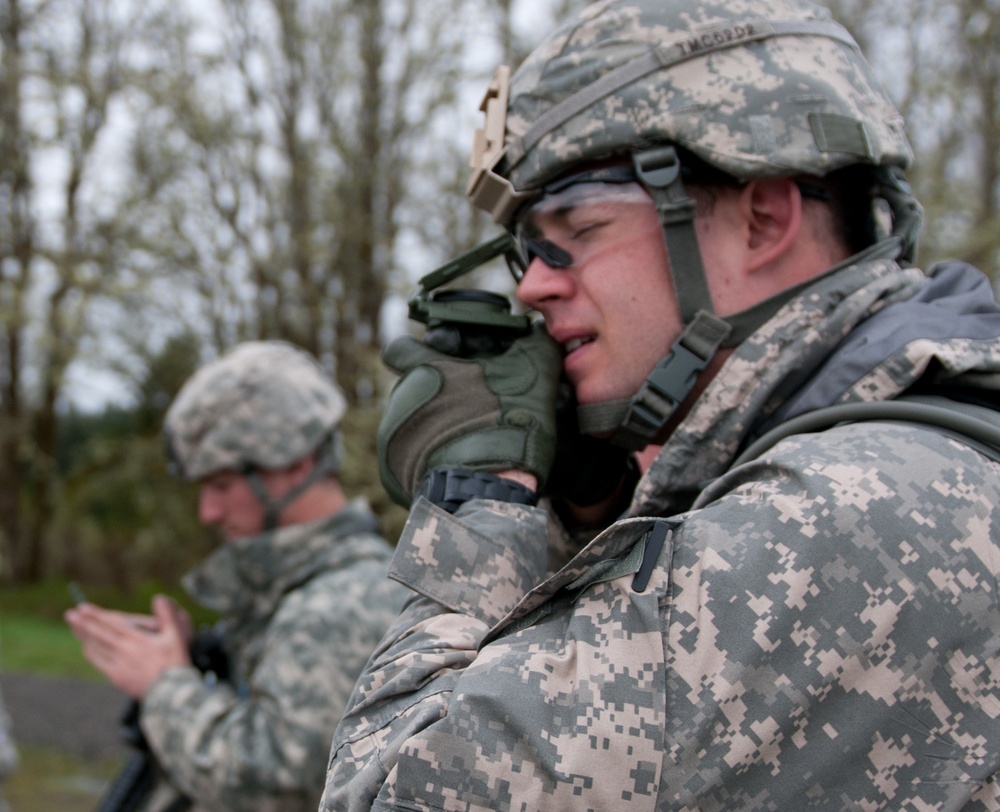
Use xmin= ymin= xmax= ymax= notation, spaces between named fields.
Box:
xmin=0 ymin=578 xmax=216 ymax=623
xmin=0 ymin=613 xmax=99 ymax=680
xmin=0 ymin=580 xmax=216 ymax=808
xmin=0 ymin=574 xmax=224 ymax=812
xmin=3 ymin=744 xmax=122 ymax=812
xmin=0 ymin=579 xmax=218 ymax=678
xmin=0 ymin=579 xmax=101 ymax=678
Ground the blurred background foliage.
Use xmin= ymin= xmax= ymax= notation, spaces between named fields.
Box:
xmin=0 ymin=0 xmax=997 ymax=591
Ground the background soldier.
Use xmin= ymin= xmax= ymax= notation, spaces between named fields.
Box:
xmin=322 ymin=0 xmax=1000 ymax=809
xmin=66 ymin=340 xmax=409 ymax=811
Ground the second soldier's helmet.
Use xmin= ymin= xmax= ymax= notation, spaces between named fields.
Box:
xmin=164 ymin=340 xmax=347 ymax=481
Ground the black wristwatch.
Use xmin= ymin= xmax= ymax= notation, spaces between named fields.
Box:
xmin=416 ymin=467 xmax=538 ymax=513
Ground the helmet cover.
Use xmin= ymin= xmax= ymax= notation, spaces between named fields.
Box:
xmin=164 ymin=340 xmax=347 ymax=480
xmin=469 ymin=0 xmax=913 ymax=224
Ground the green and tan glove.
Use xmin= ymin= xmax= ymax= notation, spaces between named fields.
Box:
xmin=377 ymin=323 xmax=563 ymax=507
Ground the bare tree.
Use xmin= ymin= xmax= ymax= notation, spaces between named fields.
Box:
xmin=823 ymin=0 xmax=1000 ymax=283
xmin=0 ymin=0 xmax=34 ymax=582
xmin=129 ymin=0 xmax=483 ymax=405
xmin=1 ymin=0 xmax=600 ymax=584
xmin=934 ymin=1 xmax=1000 ymax=274
xmin=0 ymin=0 xmax=153 ymax=582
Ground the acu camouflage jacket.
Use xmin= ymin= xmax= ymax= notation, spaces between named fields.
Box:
xmin=322 ymin=260 xmax=1000 ymax=811
xmin=139 ymin=499 xmax=409 ymax=812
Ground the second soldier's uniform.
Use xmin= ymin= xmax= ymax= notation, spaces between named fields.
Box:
xmin=142 ymin=499 xmax=404 ymax=812
xmin=90 ymin=340 xmax=410 ymax=812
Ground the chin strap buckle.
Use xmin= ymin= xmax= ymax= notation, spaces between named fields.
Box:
xmin=611 ymin=311 xmax=730 ymax=450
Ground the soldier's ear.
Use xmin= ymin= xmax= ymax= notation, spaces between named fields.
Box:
xmin=742 ymin=178 xmax=802 ymax=273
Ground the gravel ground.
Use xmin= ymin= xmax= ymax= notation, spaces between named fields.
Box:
xmin=1 ymin=671 xmax=128 ymax=762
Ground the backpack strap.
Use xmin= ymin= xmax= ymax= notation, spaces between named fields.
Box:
xmin=732 ymin=394 xmax=1000 ymax=469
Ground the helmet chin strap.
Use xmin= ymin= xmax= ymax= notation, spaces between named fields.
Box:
xmin=243 ymin=433 xmax=343 ymax=532
xmin=578 ymin=311 xmax=730 ymax=450
xmin=578 ymin=146 xmax=731 ymax=450
xmin=577 ymin=147 xmax=922 ymax=451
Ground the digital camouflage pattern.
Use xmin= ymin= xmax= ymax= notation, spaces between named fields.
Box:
xmin=470 ymin=0 xmax=912 ymax=224
xmin=321 ymin=258 xmax=1000 ymax=810
xmin=139 ymin=500 xmax=410 ymax=812
xmin=164 ymin=340 xmax=347 ymax=480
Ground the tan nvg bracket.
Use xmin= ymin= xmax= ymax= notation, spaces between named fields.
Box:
xmin=466 ymin=66 xmax=531 ymax=224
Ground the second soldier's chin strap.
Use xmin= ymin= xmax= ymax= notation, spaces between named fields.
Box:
xmin=578 ymin=146 xmax=923 ymax=451
xmin=243 ymin=432 xmax=343 ymax=531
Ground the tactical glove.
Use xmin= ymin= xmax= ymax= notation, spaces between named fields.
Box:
xmin=377 ymin=323 xmax=562 ymax=507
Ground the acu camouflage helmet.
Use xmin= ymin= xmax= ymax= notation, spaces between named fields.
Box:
xmin=164 ymin=340 xmax=347 ymax=480
xmin=468 ymin=0 xmax=913 ymax=224
xmin=467 ymin=0 xmax=922 ymax=450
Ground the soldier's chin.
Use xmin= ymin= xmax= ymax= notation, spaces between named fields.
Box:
xmin=573 ymin=380 xmax=628 ymax=407
xmin=223 ymin=528 xmax=253 ymax=542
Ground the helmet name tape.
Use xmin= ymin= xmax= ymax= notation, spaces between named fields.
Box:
xmin=676 ymin=21 xmax=761 ymax=56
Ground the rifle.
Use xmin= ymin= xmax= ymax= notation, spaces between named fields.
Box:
xmin=95 ymin=628 xmax=230 ymax=812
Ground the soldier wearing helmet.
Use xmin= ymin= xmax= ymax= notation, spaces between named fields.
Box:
xmin=325 ymin=1 xmax=1000 ymax=809
xmin=164 ymin=340 xmax=351 ymax=538
xmin=66 ymin=341 xmax=409 ymax=812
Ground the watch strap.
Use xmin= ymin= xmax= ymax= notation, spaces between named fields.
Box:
xmin=418 ymin=467 xmax=538 ymax=513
